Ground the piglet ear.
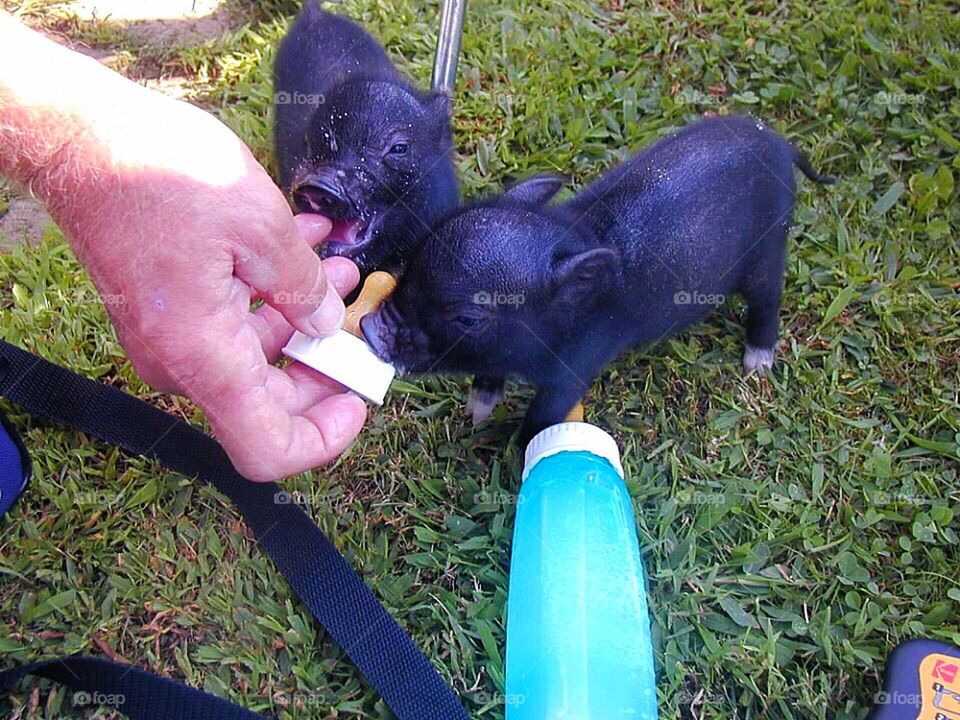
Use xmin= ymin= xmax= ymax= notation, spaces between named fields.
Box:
xmin=552 ymin=248 xmax=620 ymax=307
xmin=424 ymin=90 xmax=452 ymax=118
xmin=502 ymin=175 xmax=565 ymax=206
xmin=424 ymin=90 xmax=453 ymax=142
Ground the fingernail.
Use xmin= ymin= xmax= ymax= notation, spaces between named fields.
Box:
xmin=295 ymin=213 xmax=333 ymax=241
xmin=308 ymin=294 xmax=345 ymax=336
xmin=299 ymin=214 xmax=332 ymax=230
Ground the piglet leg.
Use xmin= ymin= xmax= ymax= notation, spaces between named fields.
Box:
xmin=742 ymin=301 xmax=780 ymax=374
xmin=468 ymin=375 xmax=505 ymax=425
xmin=519 ymin=380 xmax=591 ymax=449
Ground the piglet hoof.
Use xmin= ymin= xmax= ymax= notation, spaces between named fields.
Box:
xmin=742 ymin=345 xmax=775 ymax=375
xmin=467 ymin=385 xmax=501 ymax=426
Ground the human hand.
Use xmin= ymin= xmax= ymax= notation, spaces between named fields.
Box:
xmin=65 ymin=100 xmax=369 ymax=481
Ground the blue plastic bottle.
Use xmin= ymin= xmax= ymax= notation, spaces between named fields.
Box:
xmin=505 ymin=422 xmax=658 ymax=719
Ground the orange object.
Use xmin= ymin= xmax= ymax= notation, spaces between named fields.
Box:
xmin=919 ymin=653 xmax=960 ymax=719
xmin=343 ymin=271 xmax=397 ymax=337
xmin=565 ymin=402 xmax=585 ymax=422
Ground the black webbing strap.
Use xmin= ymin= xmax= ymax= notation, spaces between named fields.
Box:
xmin=0 ymin=340 xmax=469 ymax=720
xmin=0 ymin=657 xmax=265 ymax=720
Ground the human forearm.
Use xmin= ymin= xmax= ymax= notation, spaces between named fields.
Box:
xmin=0 ymin=14 xmax=249 ymax=244
xmin=0 ymin=13 xmax=129 ymax=203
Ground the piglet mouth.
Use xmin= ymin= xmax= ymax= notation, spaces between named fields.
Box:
xmin=325 ymin=217 xmax=370 ymax=249
xmin=360 ymin=308 xmax=441 ymax=376
xmin=291 ymin=182 xmax=375 ymax=255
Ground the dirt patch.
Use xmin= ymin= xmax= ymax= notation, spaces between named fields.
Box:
xmin=125 ymin=10 xmax=241 ymax=48
xmin=0 ymin=198 xmax=54 ymax=251
xmin=72 ymin=0 xmax=243 ymax=47
xmin=12 ymin=1 xmax=247 ymax=56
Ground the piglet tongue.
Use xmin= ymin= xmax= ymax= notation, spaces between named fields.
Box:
xmin=326 ymin=218 xmax=365 ymax=245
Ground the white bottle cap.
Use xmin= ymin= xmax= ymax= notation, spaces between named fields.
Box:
xmin=282 ymin=330 xmax=395 ymax=405
xmin=522 ymin=421 xmax=624 ymax=481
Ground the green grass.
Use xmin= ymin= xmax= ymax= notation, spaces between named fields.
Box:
xmin=2 ymin=0 xmax=959 ymax=718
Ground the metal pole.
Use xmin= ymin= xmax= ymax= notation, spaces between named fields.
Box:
xmin=431 ymin=0 xmax=466 ymax=94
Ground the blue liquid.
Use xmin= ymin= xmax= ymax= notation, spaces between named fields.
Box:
xmin=505 ymin=450 xmax=657 ymax=720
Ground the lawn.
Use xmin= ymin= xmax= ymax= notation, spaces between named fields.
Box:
xmin=1 ymin=0 xmax=959 ymax=718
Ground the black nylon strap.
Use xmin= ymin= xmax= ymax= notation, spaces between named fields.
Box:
xmin=0 ymin=657 xmax=265 ymax=720
xmin=0 ymin=340 xmax=469 ymax=720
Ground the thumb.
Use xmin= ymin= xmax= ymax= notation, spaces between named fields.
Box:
xmin=236 ymin=212 xmax=345 ymax=337
xmin=294 ymin=212 xmax=335 ymax=249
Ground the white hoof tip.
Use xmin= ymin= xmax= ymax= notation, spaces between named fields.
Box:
xmin=743 ymin=345 xmax=775 ymax=374
xmin=467 ymin=387 xmax=500 ymax=426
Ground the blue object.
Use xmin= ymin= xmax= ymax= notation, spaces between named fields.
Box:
xmin=0 ymin=408 xmax=29 ymax=518
xmin=505 ymin=422 xmax=658 ymax=720
xmin=868 ymin=639 xmax=960 ymax=719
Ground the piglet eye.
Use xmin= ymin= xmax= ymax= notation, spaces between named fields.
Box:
xmin=388 ymin=142 xmax=409 ymax=156
xmin=456 ymin=314 xmax=485 ymax=329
